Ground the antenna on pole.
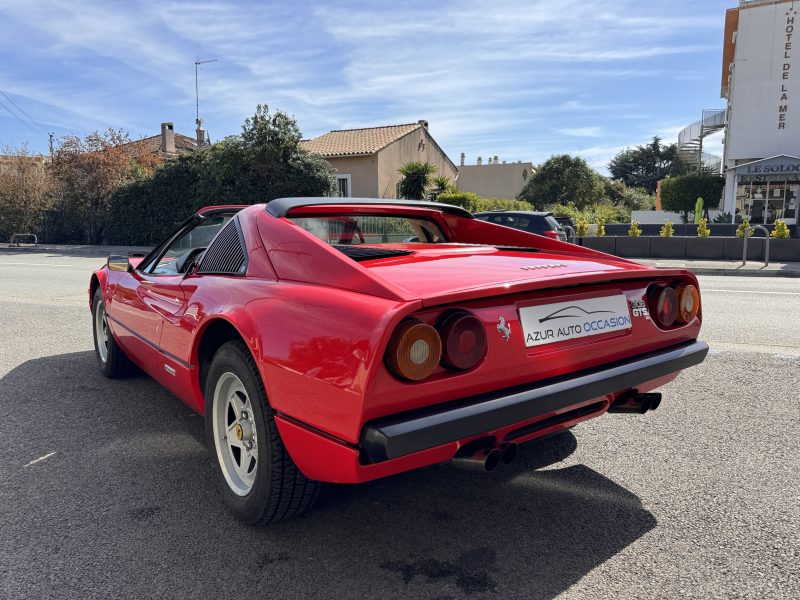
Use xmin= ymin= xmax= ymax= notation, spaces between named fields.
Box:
xmin=194 ymin=58 xmax=217 ymax=146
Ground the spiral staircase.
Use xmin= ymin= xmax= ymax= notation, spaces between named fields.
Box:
xmin=677 ymin=109 xmax=726 ymax=172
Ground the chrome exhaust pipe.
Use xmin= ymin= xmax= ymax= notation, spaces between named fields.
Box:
xmin=607 ymin=391 xmax=662 ymax=414
xmin=500 ymin=442 xmax=518 ymax=465
xmin=452 ymin=447 xmax=502 ymax=472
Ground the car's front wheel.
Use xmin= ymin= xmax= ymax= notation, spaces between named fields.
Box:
xmin=92 ymin=288 xmax=132 ymax=378
xmin=204 ymin=341 xmax=320 ymax=525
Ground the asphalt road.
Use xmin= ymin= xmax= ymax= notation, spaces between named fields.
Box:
xmin=1 ymin=251 xmax=798 ymax=600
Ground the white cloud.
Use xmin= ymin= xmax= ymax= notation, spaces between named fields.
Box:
xmin=557 ymin=126 xmax=604 ymax=138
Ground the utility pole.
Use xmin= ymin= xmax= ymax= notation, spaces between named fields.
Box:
xmin=194 ymin=58 xmax=217 ymax=146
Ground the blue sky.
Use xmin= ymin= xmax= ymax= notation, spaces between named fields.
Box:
xmin=0 ymin=0 xmax=731 ymax=173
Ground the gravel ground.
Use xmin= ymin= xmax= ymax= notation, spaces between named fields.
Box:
xmin=1 ymin=256 xmax=798 ymax=600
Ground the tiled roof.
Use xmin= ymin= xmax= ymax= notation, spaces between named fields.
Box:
xmin=137 ymin=132 xmax=198 ymax=155
xmin=300 ymin=123 xmax=424 ymax=157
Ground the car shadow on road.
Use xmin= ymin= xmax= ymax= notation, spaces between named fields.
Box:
xmin=1 ymin=351 xmax=656 ymax=600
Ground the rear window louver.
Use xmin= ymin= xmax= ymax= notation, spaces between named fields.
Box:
xmin=198 ymin=219 xmax=247 ymax=274
xmin=332 ymin=245 xmax=412 ymax=262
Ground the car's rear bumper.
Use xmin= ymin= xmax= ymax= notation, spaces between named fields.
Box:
xmin=275 ymin=339 xmax=707 ymax=483
xmin=359 ymin=340 xmax=709 ymax=463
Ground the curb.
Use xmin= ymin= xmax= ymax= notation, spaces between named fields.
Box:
xmin=676 ymin=267 xmax=800 ymax=278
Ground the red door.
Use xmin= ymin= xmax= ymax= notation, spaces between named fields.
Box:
xmin=107 ymin=271 xmax=185 ymax=371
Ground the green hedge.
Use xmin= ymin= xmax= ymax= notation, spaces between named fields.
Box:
xmin=548 ymin=202 xmax=630 ymax=224
xmin=660 ymin=172 xmax=724 ymax=220
xmin=435 ymin=192 xmax=531 ymax=213
xmin=106 ymin=146 xmax=335 ymax=245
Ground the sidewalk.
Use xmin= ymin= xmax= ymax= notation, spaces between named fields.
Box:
xmin=2 ymin=243 xmax=799 ymax=277
xmin=0 ymin=243 xmax=153 ymax=258
xmin=637 ymin=259 xmax=800 ymax=278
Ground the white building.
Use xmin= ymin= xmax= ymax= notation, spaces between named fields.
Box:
xmin=721 ymin=0 xmax=799 ymax=224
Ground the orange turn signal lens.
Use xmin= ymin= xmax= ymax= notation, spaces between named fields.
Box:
xmin=386 ymin=319 xmax=442 ymax=381
xmin=675 ymin=284 xmax=700 ymax=323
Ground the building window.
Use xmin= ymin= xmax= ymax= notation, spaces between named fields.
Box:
xmin=522 ymin=169 xmax=528 ymax=181
xmin=336 ymin=174 xmax=351 ymax=198
xmin=735 ymin=175 xmax=799 ymax=224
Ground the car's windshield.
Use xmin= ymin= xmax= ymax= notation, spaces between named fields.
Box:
xmin=289 ymin=215 xmax=446 ymax=245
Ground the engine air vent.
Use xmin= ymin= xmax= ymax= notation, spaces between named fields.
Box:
xmin=332 ymin=245 xmax=413 ymax=262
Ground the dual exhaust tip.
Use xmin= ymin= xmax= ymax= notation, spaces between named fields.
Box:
xmin=452 ymin=442 xmax=517 ymax=472
xmin=452 ymin=391 xmax=662 ymax=472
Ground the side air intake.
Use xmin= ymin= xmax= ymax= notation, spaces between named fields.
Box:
xmin=198 ymin=219 xmax=247 ymax=274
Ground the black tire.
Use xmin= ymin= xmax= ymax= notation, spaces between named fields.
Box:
xmin=204 ymin=340 xmax=320 ymax=525
xmin=92 ymin=288 xmax=132 ymax=378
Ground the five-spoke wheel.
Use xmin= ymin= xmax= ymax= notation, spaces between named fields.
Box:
xmin=204 ymin=340 xmax=320 ymax=524
xmin=212 ymin=372 xmax=258 ymax=496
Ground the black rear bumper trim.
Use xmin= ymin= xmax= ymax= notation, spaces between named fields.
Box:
xmin=360 ymin=340 xmax=708 ymax=463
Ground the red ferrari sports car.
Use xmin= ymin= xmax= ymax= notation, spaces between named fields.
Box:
xmin=90 ymin=198 xmax=707 ymax=524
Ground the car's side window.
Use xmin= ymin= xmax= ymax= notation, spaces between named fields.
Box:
xmin=143 ymin=216 xmax=231 ymax=276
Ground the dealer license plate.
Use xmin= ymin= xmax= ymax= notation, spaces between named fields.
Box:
xmin=518 ymin=294 xmax=632 ymax=348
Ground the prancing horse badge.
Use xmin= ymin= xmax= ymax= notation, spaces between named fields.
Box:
xmin=497 ymin=316 xmax=511 ymax=342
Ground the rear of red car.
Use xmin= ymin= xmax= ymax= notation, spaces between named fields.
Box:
xmin=258 ymin=200 xmax=707 ymax=484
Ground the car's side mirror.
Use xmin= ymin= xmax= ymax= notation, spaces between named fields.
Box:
xmin=107 ymin=255 xmax=132 ymax=272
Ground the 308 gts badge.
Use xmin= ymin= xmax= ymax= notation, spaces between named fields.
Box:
xmin=630 ymin=299 xmax=650 ymax=319
xmin=497 ymin=316 xmax=511 ymax=341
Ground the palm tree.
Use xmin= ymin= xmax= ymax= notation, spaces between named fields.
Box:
xmin=431 ymin=175 xmax=453 ymax=195
xmin=397 ymin=161 xmax=437 ymax=200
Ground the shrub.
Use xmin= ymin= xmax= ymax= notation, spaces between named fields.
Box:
xmin=660 ymin=220 xmax=674 ymax=238
xmin=713 ymin=212 xmax=732 ymax=223
xmin=435 ymin=192 xmax=531 ymax=213
xmin=575 ymin=218 xmax=589 ymax=237
xmin=697 ymin=218 xmax=711 ymax=238
xmin=628 ymin=220 xmax=642 ymax=237
xmin=595 ymin=218 xmax=606 ymax=237
xmin=771 ymin=219 xmax=791 ymax=238
xmin=736 ymin=219 xmax=753 ymax=238
xmin=660 ymin=172 xmax=725 ymax=222
xmin=549 ymin=201 xmax=630 ymax=225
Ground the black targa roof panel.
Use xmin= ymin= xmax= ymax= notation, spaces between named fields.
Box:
xmin=266 ymin=197 xmax=474 ymax=219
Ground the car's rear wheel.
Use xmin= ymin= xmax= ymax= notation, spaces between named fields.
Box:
xmin=92 ymin=288 xmax=132 ymax=378
xmin=204 ymin=341 xmax=320 ymax=524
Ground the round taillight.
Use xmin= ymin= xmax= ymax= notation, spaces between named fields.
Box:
xmin=386 ymin=320 xmax=442 ymax=381
xmin=649 ymin=286 xmax=678 ymax=327
xmin=675 ymin=284 xmax=700 ymax=323
xmin=439 ymin=311 xmax=487 ymax=371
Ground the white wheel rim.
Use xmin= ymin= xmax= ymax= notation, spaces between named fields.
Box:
xmin=95 ymin=299 xmax=109 ymax=363
xmin=212 ymin=372 xmax=258 ymax=496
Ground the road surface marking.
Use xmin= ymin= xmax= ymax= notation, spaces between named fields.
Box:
xmin=23 ymin=452 xmax=57 ymax=467
xmin=703 ymin=289 xmax=800 ymax=296
xmin=0 ymin=262 xmax=73 ymax=267
xmin=708 ymin=341 xmax=800 ymax=356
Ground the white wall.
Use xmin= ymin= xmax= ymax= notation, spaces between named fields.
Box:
xmin=632 ymin=210 xmax=685 ymax=224
xmin=726 ymin=1 xmax=800 ymax=161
